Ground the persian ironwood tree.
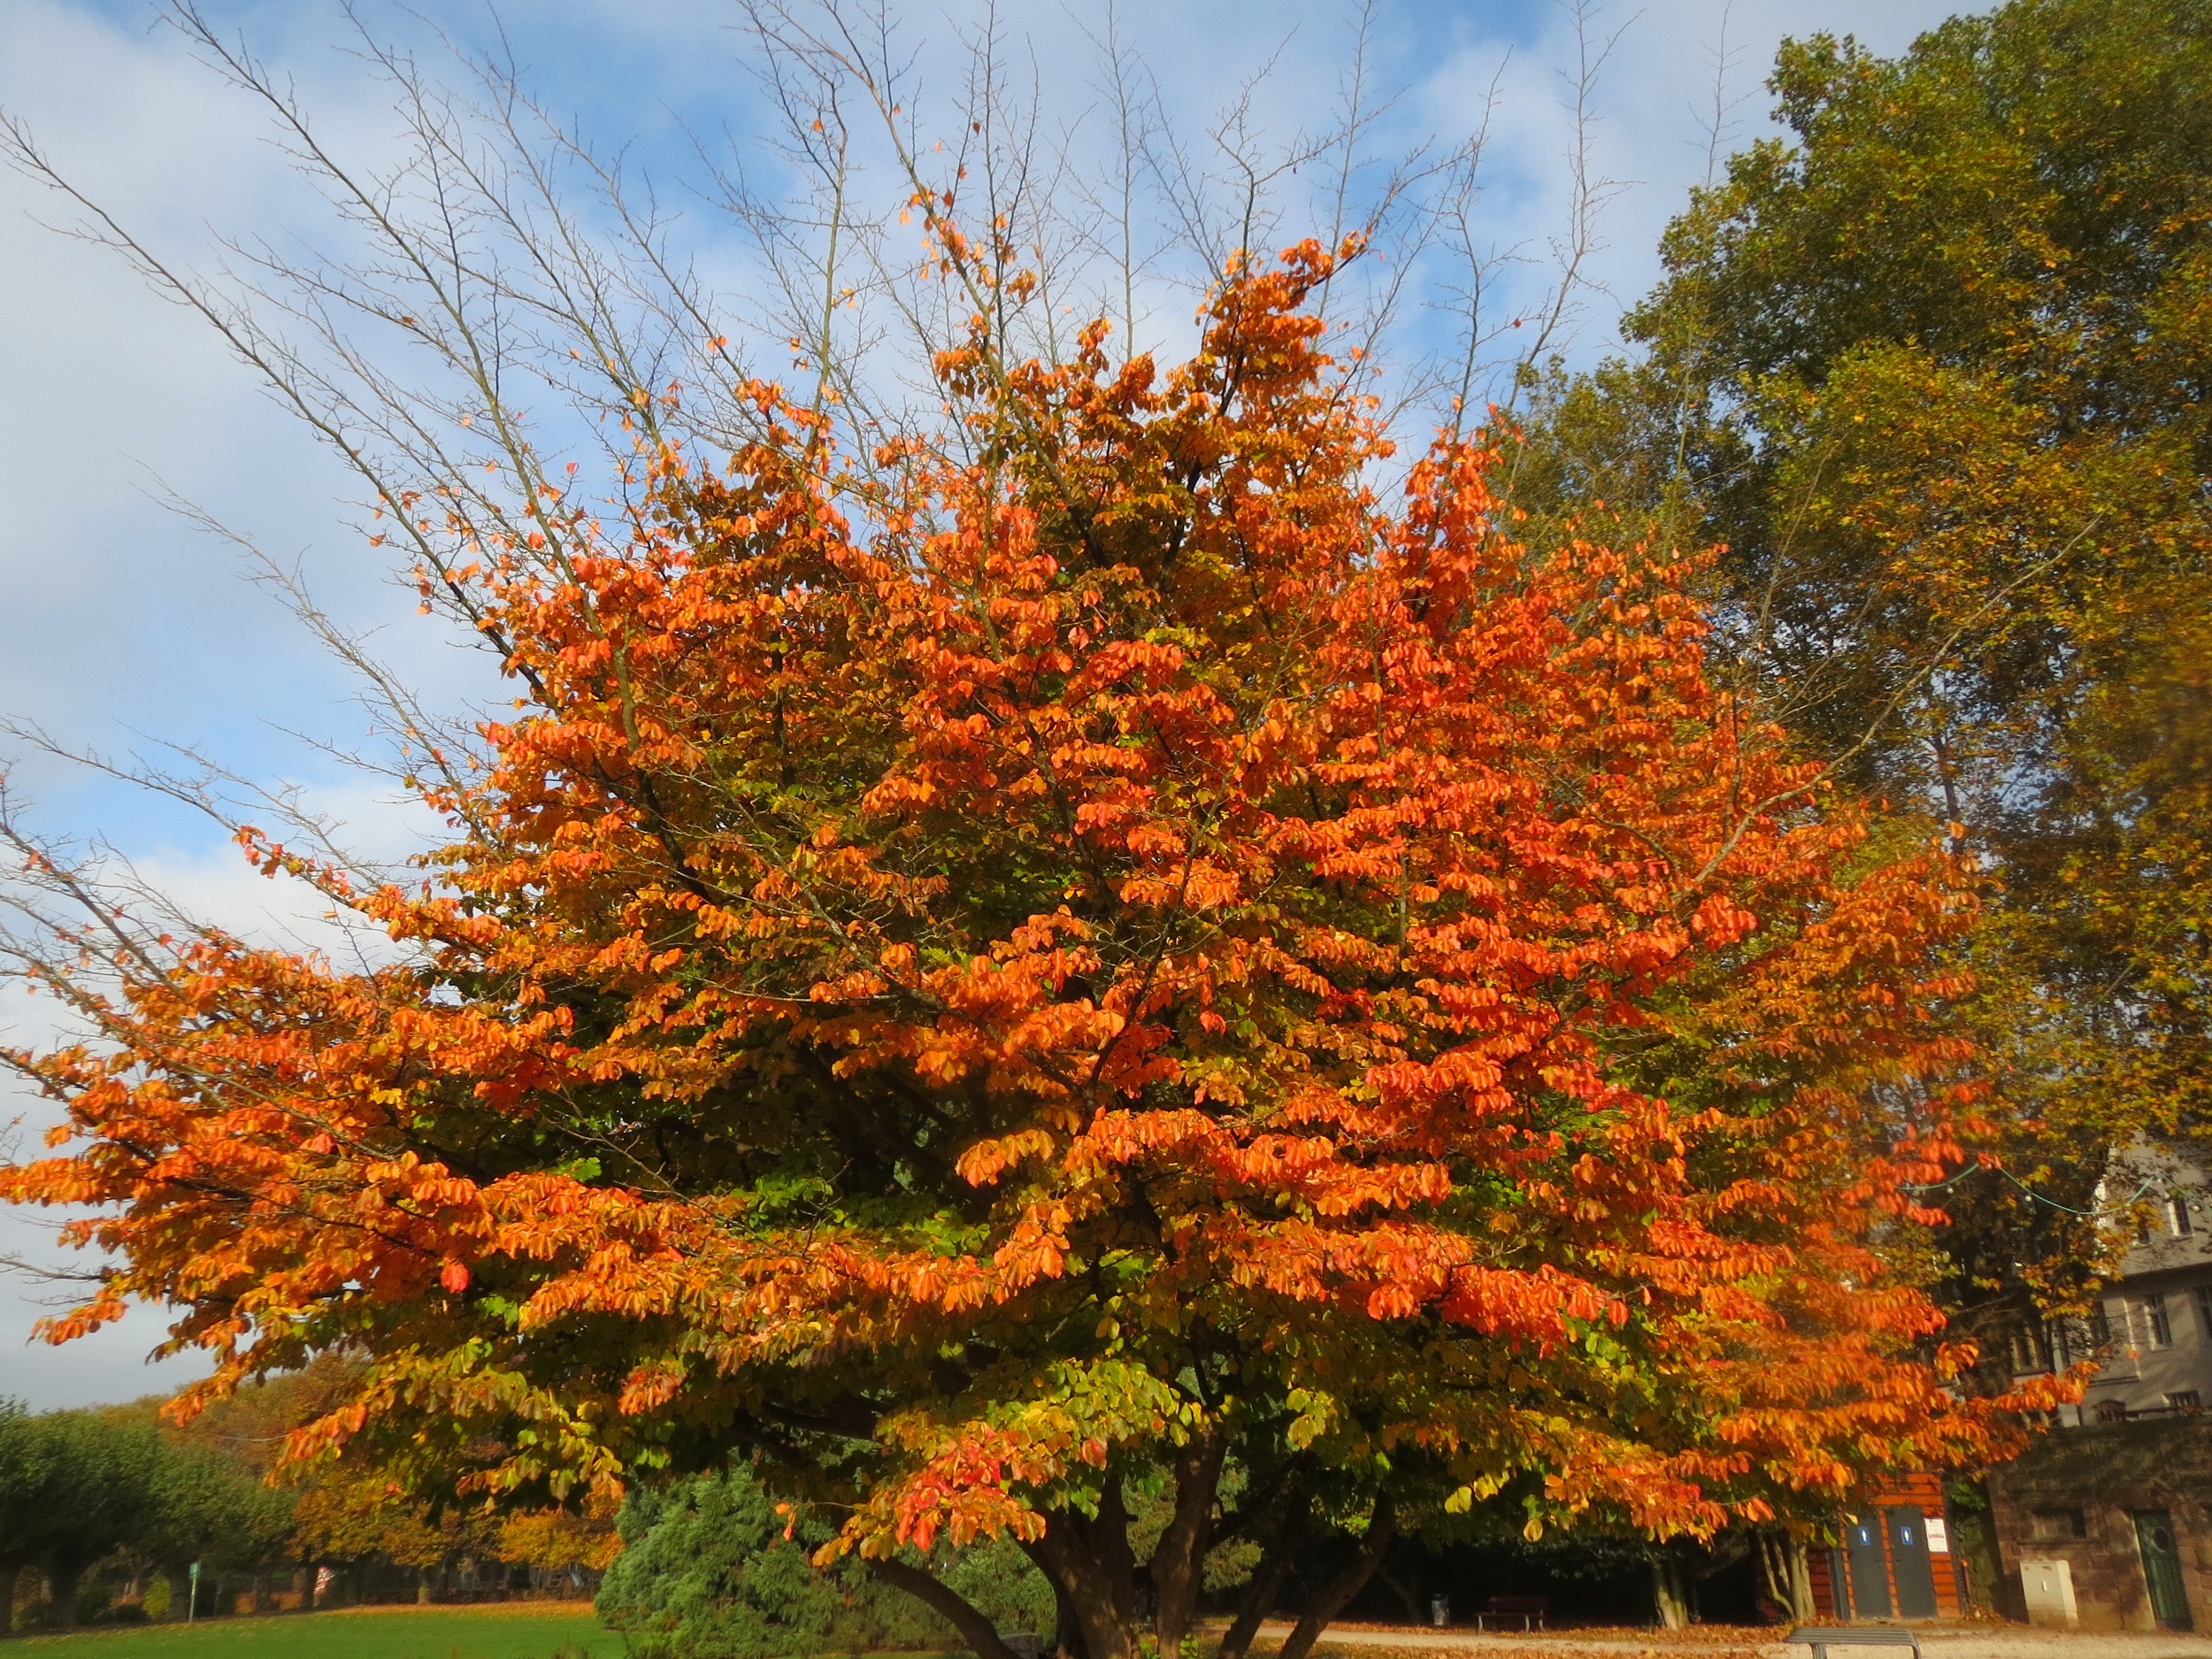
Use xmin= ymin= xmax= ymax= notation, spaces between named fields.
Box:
xmin=1 ymin=240 xmax=2041 ymax=1658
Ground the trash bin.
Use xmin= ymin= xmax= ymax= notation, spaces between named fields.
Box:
xmin=1431 ymin=1594 xmax=1450 ymax=1628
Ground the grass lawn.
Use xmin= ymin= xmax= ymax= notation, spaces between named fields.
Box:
xmin=4 ymin=1602 xmax=617 ymax=1659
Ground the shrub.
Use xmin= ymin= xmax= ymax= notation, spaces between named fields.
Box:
xmin=598 ymin=1467 xmax=975 ymax=1658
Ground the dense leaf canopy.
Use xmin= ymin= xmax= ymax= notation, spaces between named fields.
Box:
xmin=4 ymin=242 xmax=2039 ymax=1656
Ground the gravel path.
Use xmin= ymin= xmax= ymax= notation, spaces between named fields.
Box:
xmin=1240 ymin=1623 xmax=2212 ymax=1659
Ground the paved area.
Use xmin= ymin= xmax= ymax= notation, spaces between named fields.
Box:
xmin=1247 ymin=1624 xmax=2212 ymax=1659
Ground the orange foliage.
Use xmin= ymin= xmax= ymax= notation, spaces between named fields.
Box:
xmin=4 ymin=242 xmax=2056 ymax=1627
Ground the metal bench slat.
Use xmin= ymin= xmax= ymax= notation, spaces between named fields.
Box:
xmin=1784 ymin=1627 xmax=1921 ymax=1659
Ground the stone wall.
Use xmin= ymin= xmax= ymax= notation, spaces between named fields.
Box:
xmin=1986 ymin=1417 xmax=2212 ymax=1632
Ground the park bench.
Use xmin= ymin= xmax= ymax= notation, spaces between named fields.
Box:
xmin=1475 ymin=1595 xmax=1548 ymax=1631
xmin=1785 ymin=1627 xmax=1922 ymax=1659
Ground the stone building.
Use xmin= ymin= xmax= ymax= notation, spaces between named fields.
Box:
xmin=1990 ymin=1148 xmax=2212 ymax=1630
xmin=2030 ymin=1150 xmax=2212 ymax=1425
xmin=1985 ymin=1417 xmax=2209 ymax=1631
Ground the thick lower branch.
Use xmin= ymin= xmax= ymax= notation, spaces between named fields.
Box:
xmin=867 ymin=1557 xmax=1022 ymax=1659
xmin=1278 ymin=1494 xmax=1396 ymax=1659
xmin=1218 ymin=1498 xmax=1310 ymax=1659
xmin=1149 ymin=1419 xmax=1230 ymax=1652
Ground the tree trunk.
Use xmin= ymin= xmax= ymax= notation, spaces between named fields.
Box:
xmin=1217 ymin=1504 xmax=1308 ymax=1659
xmin=1045 ymin=1570 xmax=1089 ymax=1659
xmin=1786 ymin=1539 xmax=1816 ymax=1624
xmin=0 ymin=1561 xmax=19 ymax=1636
xmin=158 ymin=1561 xmax=189 ymax=1622
xmin=1376 ymin=1563 xmax=1425 ymax=1625
xmin=49 ymin=1553 xmax=86 ymax=1631
xmin=1045 ymin=1569 xmax=1090 ymax=1659
xmin=868 ymin=1558 xmax=1024 ymax=1659
xmin=1148 ymin=1423 xmax=1230 ymax=1656
xmin=1277 ymin=1495 xmax=1396 ymax=1659
xmin=1752 ymin=1531 xmax=1815 ymax=1624
xmin=1652 ymin=1556 xmax=1691 ymax=1631
xmin=1031 ymin=1507 xmax=1138 ymax=1659
xmin=1092 ymin=1481 xmax=1140 ymax=1632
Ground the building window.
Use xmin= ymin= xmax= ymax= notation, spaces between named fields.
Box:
xmin=2166 ymin=1392 xmax=2201 ymax=1412
xmin=2095 ymin=1399 xmax=2131 ymax=1423
xmin=2147 ymin=1293 xmax=2174 ymax=1348
xmin=2197 ymin=1286 xmax=2212 ymax=1340
xmin=2173 ymin=1196 xmax=2196 ymax=1237
xmin=2012 ymin=1322 xmax=2055 ymax=1373
xmin=2030 ymin=1509 xmax=2087 ymax=1540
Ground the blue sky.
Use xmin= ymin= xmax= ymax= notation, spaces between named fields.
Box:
xmin=0 ymin=0 xmax=1965 ymax=1409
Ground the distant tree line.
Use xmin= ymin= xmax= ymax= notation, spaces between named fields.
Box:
xmin=0 ymin=1396 xmax=291 ymax=1634
xmin=0 ymin=1368 xmax=617 ymax=1636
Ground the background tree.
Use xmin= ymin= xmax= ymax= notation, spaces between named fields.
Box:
xmin=175 ymin=1363 xmax=617 ymax=1607
xmin=498 ymin=1501 xmax=626 ymax=1592
xmin=1502 ymin=0 xmax=2212 ymax=1378
xmin=12 ymin=1411 xmax=162 ymax=1629
xmin=0 ymin=1373 xmax=617 ymax=1628
xmin=0 ymin=1398 xmax=58 ymax=1634
xmin=136 ymin=1437 xmax=297 ymax=1621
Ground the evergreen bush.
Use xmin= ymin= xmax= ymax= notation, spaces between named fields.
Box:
xmin=598 ymin=1465 xmax=1051 ymax=1658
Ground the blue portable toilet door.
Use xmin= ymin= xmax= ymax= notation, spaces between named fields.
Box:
xmin=1845 ymin=1513 xmax=1893 ymax=1618
xmin=1885 ymin=1509 xmax=1940 ymax=1618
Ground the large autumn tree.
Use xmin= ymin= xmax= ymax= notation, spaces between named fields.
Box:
xmin=2 ymin=9 xmax=2044 ymax=1657
xmin=1502 ymin=0 xmax=2212 ymax=1377
xmin=4 ymin=241 xmax=2028 ymax=1653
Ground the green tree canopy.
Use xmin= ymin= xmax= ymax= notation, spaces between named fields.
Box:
xmin=1505 ymin=0 xmax=2212 ymax=1371
xmin=0 ymin=1399 xmax=61 ymax=1634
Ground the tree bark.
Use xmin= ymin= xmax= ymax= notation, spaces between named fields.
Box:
xmin=1148 ymin=1422 xmax=1230 ymax=1655
xmin=1043 ymin=1567 xmax=1090 ymax=1659
xmin=868 ymin=1558 xmax=1025 ymax=1659
xmin=1751 ymin=1530 xmax=1814 ymax=1624
xmin=49 ymin=1553 xmax=86 ymax=1630
xmin=1093 ymin=1479 xmax=1141 ymax=1629
xmin=1277 ymin=1494 xmax=1396 ymax=1659
xmin=1377 ymin=1563 xmax=1425 ymax=1626
xmin=1652 ymin=1556 xmax=1692 ymax=1630
xmin=1031 ymin=1506 xmax=1137 ymax=1659
xmin=1786 ymin=1538 xmax=1816 ymax=1624
xmin=1217 ymin=1501 xmax=1309 ymax=1659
